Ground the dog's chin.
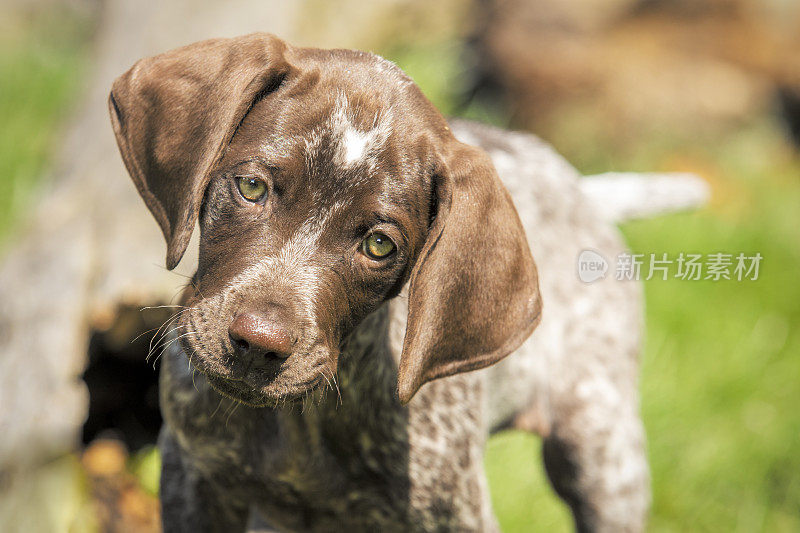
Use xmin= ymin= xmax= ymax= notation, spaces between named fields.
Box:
xmin=205 ymin=373 xmax=324 ymax=408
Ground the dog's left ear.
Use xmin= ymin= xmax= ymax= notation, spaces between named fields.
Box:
xmin=397 ymin=139 xmax=542 ymax=404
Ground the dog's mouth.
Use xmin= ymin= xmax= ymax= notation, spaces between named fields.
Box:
xmin=184 ymin=342 xmax=331 ymax=407
xmin=178 ymin=316 xmax=335 ymax=407
xmin=204 ymin=372 xmax=325 ymax=407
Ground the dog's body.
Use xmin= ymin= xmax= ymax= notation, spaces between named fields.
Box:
xmin=110 ymin=35 xmax=649 ymax=532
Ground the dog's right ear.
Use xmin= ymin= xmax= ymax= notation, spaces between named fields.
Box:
xmin=108 ymin=33 xmax=291 ymax=269
xmin=397 ymin=139 xmax=542 ymax=404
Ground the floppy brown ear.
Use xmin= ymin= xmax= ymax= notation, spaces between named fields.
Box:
xmin=397 ymin=140 xmax=542 ymax=404
xmin=108 ymin=33 xmax=291 ymax=269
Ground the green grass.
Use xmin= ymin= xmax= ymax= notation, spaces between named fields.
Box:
xmin=3 ymin=20 xmax=799 ymax=532
xmin=0 ymin=8 xmax=90 ymax=244
xmin=624 ymin=127 xmax=800 ymax=532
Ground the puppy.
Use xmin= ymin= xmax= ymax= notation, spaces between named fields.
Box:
xmin=109 ymin=33 xmax=649 ymax=532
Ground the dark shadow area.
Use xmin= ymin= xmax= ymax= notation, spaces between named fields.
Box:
xmin=778 ymin=86 xmax=800 ymax=149
xmin=81 ymin=306 xmax=174 ymax=451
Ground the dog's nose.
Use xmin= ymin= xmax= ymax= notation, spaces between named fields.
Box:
xmin=229 ymin=312 xmax=293 ymax=363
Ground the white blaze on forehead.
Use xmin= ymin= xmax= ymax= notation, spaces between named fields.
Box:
xmin=329 ymin=93 xmax=391 ymax=168
xmin=342 ymin=127 xmax=373 ymax=165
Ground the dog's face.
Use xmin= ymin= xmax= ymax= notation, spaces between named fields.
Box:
xmin=185 ymin=70 xmax=434 ymax=404
xmin=109 ymin=34 xmax=542 ymax=406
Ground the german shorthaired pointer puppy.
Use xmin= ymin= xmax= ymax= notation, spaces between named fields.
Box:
xmin=109 ymin=33 xmax=649 ymax=532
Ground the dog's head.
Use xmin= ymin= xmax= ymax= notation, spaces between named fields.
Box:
xmin=109 ymin=34 xmax=541 ymax=406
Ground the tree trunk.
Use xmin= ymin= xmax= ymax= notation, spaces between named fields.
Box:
xmin=0 ymin=0 xmax=308 ymax=474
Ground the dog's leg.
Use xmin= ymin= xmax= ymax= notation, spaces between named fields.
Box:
xmin=541 ymin=378 xmax=650 ymax=533
xmin=159 ymin=428 xmax=250 ymax=533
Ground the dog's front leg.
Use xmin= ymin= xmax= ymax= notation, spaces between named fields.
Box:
xmin=159 ymin=428 xmax=250 ymax=533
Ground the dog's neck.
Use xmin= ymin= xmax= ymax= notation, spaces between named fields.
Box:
xmin=271 ymin=299 xmax=410 ymax=471
xmin=291 ymin=298 xmax=406 ymax=418
xmin=336 ymin=299 xmax=406 ymax=408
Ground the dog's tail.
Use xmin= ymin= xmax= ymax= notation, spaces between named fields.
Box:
xmin=579 ymin=172 xmax=710 ymax=222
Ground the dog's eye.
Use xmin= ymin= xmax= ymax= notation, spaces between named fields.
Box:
xmin=236 ymin=176 xmax=268 ymax=202
xmin=362 ymin=232 xmax=396 ymax=260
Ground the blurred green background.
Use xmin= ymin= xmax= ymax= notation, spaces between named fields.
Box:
xmin=1 ymin=2 xmax=798 ymax=531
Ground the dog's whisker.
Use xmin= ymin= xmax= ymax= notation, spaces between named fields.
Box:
xmin=328 ymin=368 xmax=342 ymax=406
xmin=146 ymin=315 xmax=181 ymax=354
xmin=149 ymin=308 xmax=194 ymax=348
xmin=148 ymin=333 xmax=196 ymax=369
xmin=169 ymin=284 xmax=189 ymax=305
xmin=189 ymin=278 xmax=208 ymax=301
xmin=146 ymin=308 xmax=191 ymax=358
xmin=210 ymin=397 xmax=224 ymax=420
xmin=151 ymin=318 xmax=195 ymax=349
xmin=225 ymin=400 xmax=241 ymax=428
xmin=161 ymin=330 xmax=197 ymax=347
xmin=318 ymin=369 xmax=340 ymax=407
xmin=131 ymin=324 xmax=169 ymax=344
xmin=146 ymin=325 xmax=192 ymax=363
xmin=319 ymin=372 xmax=333 ymax=394
xmin=140 ymin=304 xmax=189 ymax=311
xmin=191 ymin=368 xmax=199 ymax=393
